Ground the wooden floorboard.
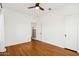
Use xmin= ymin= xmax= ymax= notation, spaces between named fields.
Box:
xmin=0 ymin=40 xmax=79 ymax=56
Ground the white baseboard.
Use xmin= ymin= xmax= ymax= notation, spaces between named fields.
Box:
xmin=5 ymin=39 xmax=31 ymax=47
xmin=76 ymin=51 xmax=79 ymax=53
xmin=39 ymin=39 xmax=65 ymax=48
xmin=0 ymin=47 xmax=6 ymax=52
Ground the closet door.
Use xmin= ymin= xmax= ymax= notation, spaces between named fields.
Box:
xmin=65 ymin=15 xmax=78 ymax=51
xmin=0 ymin=9 xmax=6 ymax=52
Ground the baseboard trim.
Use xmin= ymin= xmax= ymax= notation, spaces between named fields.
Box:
xmin=0 ymin=47 xmax=6 ymax=52
xmin=76 ymin=51 xmax=79 ymax=53
xmin=5 ymin=39 xmax=31 ymax=47
xmin=64 ymin=48 xmax=78 ymax=53
xmin=5 ymin=41 xmax=31 ymax=48
xmin=36 ymin=39 xmax=65 ymax=48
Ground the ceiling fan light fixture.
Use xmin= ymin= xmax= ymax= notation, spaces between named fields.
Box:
xmin=28 ymin=3 xmax=44 ymax=11
xmin=35 ymin=6 xmax=39 ymax=10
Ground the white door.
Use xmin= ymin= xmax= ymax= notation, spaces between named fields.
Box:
xmin=65 ymin=15 xmax=78 ymax=51
xmin=0 ymin=9 xmax=6 ymax=52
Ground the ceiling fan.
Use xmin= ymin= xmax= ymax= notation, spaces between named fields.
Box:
xmin=28 ymin=3 xmax=44 ymax=11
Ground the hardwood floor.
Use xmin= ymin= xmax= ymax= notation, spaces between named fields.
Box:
xmin=0 ymin=40 xmax=79 ymax=56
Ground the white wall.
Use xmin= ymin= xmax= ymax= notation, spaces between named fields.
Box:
xmin=39 ymin=11 xmax=65 ymax=47
xmin=38 ymin=4 xmax=79 ymax=48
xmin=4 ymin=8 xmax=33 ymax=46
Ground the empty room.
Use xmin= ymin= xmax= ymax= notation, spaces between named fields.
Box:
xmin=0 ymin=3 xmax=79 ymax=56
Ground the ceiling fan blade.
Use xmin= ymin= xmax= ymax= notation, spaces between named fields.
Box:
xmin=39 ymin=6 xmax=44 ymax=11
xmin=28 ymin=6 xmax=36 ymax=9
xmin=36 ymin=3 xmax=40 ymax=6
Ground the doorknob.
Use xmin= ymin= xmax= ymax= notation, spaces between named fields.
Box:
xmin=65 ymin=34 xmax=67 ymax=37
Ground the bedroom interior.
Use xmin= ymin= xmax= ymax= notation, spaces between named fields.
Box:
xmin=0 ymin=3 xmax=79 ymax=56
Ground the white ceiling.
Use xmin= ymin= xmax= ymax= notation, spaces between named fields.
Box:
xmin=2 ymin=3 xmax=65 ymax=16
